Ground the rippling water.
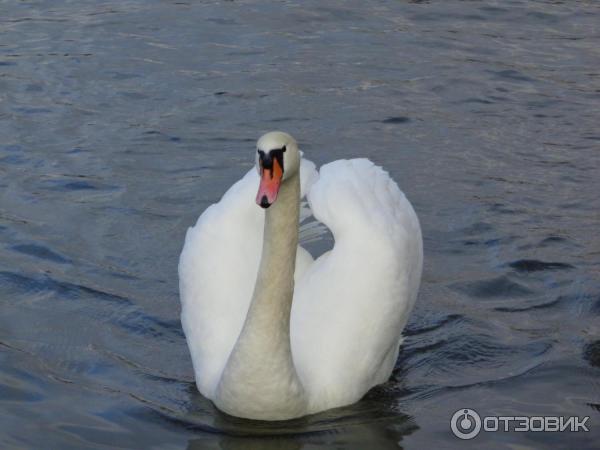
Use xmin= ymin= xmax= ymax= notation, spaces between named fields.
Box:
xmin=1 ymin=0 xmax=599 ymax=448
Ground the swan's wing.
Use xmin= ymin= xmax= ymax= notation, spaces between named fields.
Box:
xmin=291 ymin=158 xmax=423 ymax=410
xmin=179 ymin=159 xmax=317 ymax=399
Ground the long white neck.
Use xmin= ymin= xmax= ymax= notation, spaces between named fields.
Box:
xmin=214 ymin=172 xmax=307 ymax=420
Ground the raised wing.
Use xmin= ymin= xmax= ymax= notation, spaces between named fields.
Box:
xmin=291 ymin=158 xmax=423 ymax=411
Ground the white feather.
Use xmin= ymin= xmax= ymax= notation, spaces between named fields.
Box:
xmin=291 ymin=158 xmax=422 ymax=412
xmin=179 ymin=151 xmax=422 ymax=416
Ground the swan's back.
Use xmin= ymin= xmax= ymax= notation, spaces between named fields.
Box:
xmin=291 ymin=159 xmax=423 ymax=412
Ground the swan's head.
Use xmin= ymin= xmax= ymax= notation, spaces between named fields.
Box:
xmin=255 ymin=131 xmax=300 ymax=208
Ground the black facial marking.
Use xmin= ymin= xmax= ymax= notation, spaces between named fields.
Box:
xmin=258 ymin=145 xmax=286 ymax=179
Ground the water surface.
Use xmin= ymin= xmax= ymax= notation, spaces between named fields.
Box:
xmin=1 ymin=0 xmax=599 ymax=448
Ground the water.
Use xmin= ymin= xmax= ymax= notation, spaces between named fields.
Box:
xmin=1 ymin=0 xmax=599 ymax=448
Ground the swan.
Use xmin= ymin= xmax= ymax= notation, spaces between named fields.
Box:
xmin=179 ymin=131 xmax=423 ymax=420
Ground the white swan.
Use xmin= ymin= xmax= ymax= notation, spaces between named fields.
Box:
xmin=179 ymin=131 xmax=423 ymax=420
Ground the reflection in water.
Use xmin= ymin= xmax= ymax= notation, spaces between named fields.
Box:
xmin=187 ymin=419 xmax=412 ymax=450
xmin=184 ymin=387 xmax=417 ymax=450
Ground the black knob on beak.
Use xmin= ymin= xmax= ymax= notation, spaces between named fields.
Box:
xmin=259 ymin=195 xmax=271 ymax=209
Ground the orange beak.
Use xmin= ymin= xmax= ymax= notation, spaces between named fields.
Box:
xmin=256 ymin=156 xmax=283 ymax=208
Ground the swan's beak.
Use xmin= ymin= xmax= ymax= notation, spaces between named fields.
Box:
xmin=256 ymin=155 xmax=283 ymax=209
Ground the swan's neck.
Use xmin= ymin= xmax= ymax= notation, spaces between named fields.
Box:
xmin=214 ymin=173 xmax=307 ymax=420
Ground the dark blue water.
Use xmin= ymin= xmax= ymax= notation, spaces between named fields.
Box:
xmin=1 ymin=1 xmax=599 ymax=448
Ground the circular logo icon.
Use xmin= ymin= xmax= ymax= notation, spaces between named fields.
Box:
xmin=451 ymin=408 xmax=482 ymax=440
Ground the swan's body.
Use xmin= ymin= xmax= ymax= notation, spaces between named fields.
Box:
xmin=179 ymin=132 xmax=423 ymax=420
